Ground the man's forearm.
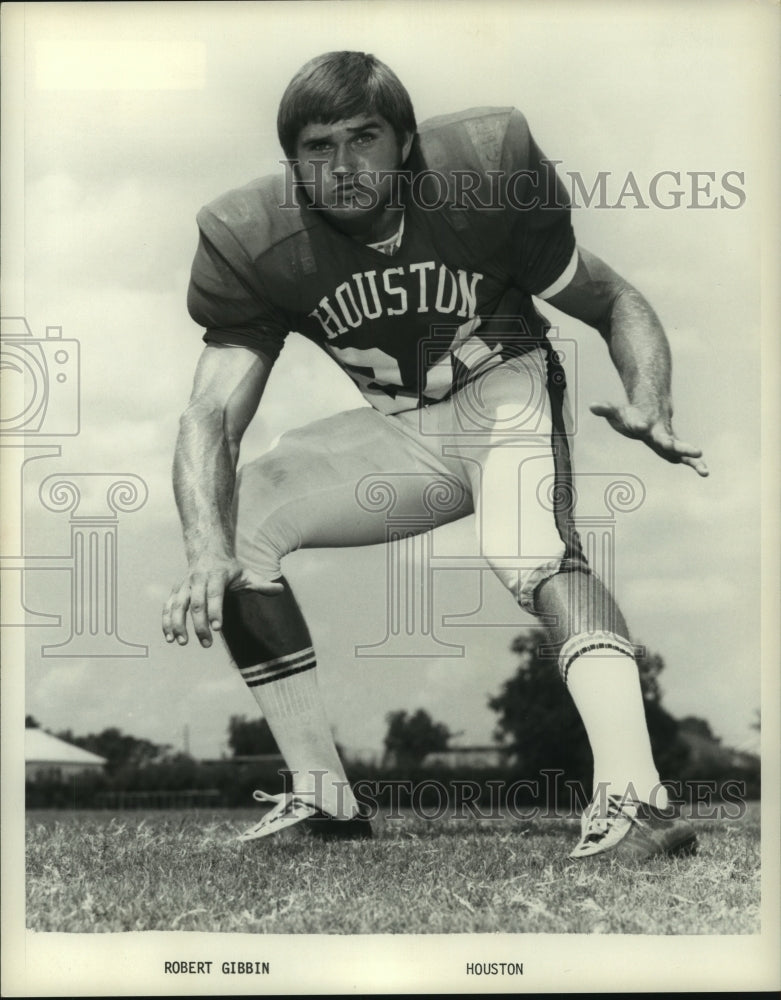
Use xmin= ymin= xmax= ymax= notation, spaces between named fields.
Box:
xmin=173 ymin=404 xmax=238 ymax=564
xmin=601 ymin=285 xmax=673 ymax=417
xmin=546 ymin=247 xmax=706 ymax=474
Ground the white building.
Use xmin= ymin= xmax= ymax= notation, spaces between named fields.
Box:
xmin=25 ymin=729 xmax=107 ymax=781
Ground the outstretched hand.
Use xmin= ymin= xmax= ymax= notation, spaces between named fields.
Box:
xmin=162 ymin=556 xmax=284 ymax=649
xmin=590 ymin=401 xmax=709 ymax=477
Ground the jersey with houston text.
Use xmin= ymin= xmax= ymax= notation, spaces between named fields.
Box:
xmin=187 ymin=106 xmax=575 ymax=414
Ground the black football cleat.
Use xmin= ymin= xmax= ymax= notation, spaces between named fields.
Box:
xmin=569 ymin=794 xmax=697 ymax=861
xmin=302 ymin=802 xmax=374 ymax=840
xmin=237 ymin=789 xmax=373 ymax=842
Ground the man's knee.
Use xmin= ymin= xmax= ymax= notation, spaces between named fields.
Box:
xmin=234 ymin=453 xmax=303 ymax=576
xmin=486 ymin=542 xmax=572 ymax=613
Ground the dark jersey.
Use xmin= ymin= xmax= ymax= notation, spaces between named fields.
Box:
xmin=188 ymin=107 xmax=575 ymax=414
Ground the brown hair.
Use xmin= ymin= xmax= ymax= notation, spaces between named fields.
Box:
xmin=277 ymin=51 xmax=416 ymax=158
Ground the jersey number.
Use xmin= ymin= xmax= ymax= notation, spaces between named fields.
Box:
xmin=327 ymin=345 xmax=403 ymax=388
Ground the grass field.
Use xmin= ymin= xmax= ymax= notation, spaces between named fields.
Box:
xmin=26 ymin=802 xmax=760 ymax=935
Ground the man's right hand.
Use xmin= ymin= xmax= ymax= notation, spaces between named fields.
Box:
xmin=162 ymin=556 xmax=284 ymax=649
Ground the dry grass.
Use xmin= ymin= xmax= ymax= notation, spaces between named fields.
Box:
xmin=26 ymin=802 xmax=760 ymax=934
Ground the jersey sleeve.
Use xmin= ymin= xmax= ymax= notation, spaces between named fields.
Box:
xmin=187 ymin=208 xmax=290 ymax=365
xmin=501 ymin=109 xmax=577 ymax=297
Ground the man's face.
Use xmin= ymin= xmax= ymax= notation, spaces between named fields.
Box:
xmin=293 ymin=114 xmax=413 ymax=225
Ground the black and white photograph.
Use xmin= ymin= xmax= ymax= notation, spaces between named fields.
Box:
xmin=2 ymin=1 xmax=779 ymax=995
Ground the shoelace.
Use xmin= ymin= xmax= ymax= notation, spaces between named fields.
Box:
xmin=251 ymin=790 xmax=318 ymax=824
xmin=252 ymin=789 xmax=281 ymax=805
xmin=278 ymin=799 xmax=309 ymax=819
xmin=582 ymin=795 xmax=638 ymax=841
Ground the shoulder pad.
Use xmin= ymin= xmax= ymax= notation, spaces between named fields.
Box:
xmin=417 ymin=107 xmax=528 ymax=174
xmin=197 ymin=173 xmax=316 ymax=273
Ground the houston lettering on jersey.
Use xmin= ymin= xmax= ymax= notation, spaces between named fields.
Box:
xmin=308 ymin=263 xmax=483 ymax=338
xmin=189 ymin=107 xmax=577 ymax=414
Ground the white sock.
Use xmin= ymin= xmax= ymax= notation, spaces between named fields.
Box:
xmin=239 ymin=652 xmax=358 ymax=819
xmin=566 ymin=649 xmax=668 ymax=808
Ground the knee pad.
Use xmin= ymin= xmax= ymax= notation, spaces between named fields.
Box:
xmin=233 ymin=457 xmax=304 ymax=580
xmin=234 ymin=515 xmax=299 ymax=582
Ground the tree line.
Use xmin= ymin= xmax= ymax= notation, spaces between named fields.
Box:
xmin=26 ymin=633 xmax=759 ymax=807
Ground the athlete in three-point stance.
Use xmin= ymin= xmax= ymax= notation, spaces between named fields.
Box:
xmin=163 ymin=51 xmax=708 ymax=860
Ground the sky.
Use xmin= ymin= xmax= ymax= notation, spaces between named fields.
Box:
xmin=5 ymin=0 xmax=774 ymax=763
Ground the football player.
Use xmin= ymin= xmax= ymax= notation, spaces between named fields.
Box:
xmin=162 ymin=51 xmax=707 ymax=860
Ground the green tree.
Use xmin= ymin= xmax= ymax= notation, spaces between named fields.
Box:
xmin=227 ymin=715 xmax=280 ymax=756
xmin=678 ymin=716 xmax=719 ymax=742
xmin=488 ymin=633 xmax=690 ymax=789
xmin=382 ymin=709 xmax=453 ymax=768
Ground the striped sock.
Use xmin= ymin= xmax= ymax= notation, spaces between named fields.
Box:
xmin=239 ymin=646 xmax=318 ymax=692
xmin=223 ymin=585 xmax=357 ymax=819
xmin=563 ymin=641 xmax=668 ymax=808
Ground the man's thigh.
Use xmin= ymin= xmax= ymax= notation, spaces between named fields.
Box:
xmin=452 ymin=350 xmax=575 ymax=553
xmin=394 ymin=350 xmax=585 ymax=609
xmin=234 ymin=406 xmax=474 ymax=578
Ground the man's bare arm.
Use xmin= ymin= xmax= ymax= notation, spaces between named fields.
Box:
xmin=163 ymin=343 xmax=281 ymax=649
xmin=545 ymin=247 xmax=708 ymax=477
